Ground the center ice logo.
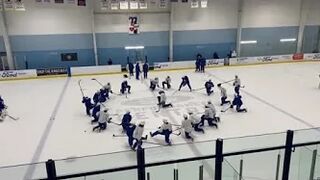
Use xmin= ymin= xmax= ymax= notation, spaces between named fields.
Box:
xmin=121 ymin=95 xmax=193 ymax=106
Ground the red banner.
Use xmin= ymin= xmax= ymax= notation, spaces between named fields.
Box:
xmin=293 ymin=53 xmax=304 ymax=60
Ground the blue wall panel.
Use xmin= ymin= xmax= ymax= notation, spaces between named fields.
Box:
xmin=303 ymin=25 xmax=320 ymax=53
xmin=173 ymin=29 xmax=237 ymax=60
xmin=8 ymin=34 xmax=94 ymax=69
xmin=241 ymin=26 xmax=299 ymax=57
xmin=0 ymin=37 xmax=4 ymax=52
xmin=14 ymin=49 xmax=94 ymax=69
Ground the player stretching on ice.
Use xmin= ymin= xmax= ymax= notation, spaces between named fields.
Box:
xmin=150 ymin=77 xmax=160 ymax=91
xmin=207 ymin=101 xmax=220 ymax=122
xmin=157 ymin=91 xmax=173 ymax=108
xmin=205 ymin=79 xmax=214 ymax=96
xmin=92 ymin=109 xmax=111 ymax=132
xmin=120 ymin=80 xmax=131 ymax=95
xmin=181 ymin=114 xmax=193 ymax=141
xmin=132 ymin=121 xmax=147 ymax=150
xmin=121 ymin=111 xmax=132 ymax=133
xmin=188 ymin=112 xmax=204 ymax=133
xmin=230 ymin=94 xmax=247 ymax=112
xmin=200 ymin=106 xmax=218 ymax=128
xmin=217 ymin=84 xmax=230 ymax=106
xmin=0 ymin=96 xmax=7 ymax=122
xmin=162 ymin=76 xmax=171 ymax=89
xmin=233 ymin=75 xmax=241 ymax=95
xmin=150 ymin=119 xmax=173 ymax=145
xmin=91 ymin=102 xmax=101 ymax=123
xmin=178 ymin=76 xmax=192 ymax=91
xmin=102 ymin=82 xmax=113 ymax=99
xmin=82 ymin=96 xmax=93 ymax=116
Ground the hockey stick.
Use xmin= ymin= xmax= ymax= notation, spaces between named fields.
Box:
xmin=172 ymin=132 xmax=181 ymax=136
xmin=221 ymin=79 xmax=235 ymax=84
xmin=221 ymin=107 xmax=231 ymax=112
xmin=7 ymin=114 xmax=19 ymax=120
xmin=112 ymin=134 xmax=126 ymax=137
xmin=109 ymin=120 xmax=121 ymax=126
xmin=78 ymin=79 xmax=85 ymax=97
xmin=193 ymin=87 xmax=205 ymax=91
xmin=91 ymin=78 xmax=104 ymax=87
xmin=171 ymin=89 xmax=179 ymax=96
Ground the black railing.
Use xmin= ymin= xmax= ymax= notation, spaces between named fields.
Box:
xmin=38 ymin=129 xmax=320 ymax=180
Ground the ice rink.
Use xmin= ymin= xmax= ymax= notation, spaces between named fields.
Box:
xmin=1 ymin=61 xmax=320 ymax=179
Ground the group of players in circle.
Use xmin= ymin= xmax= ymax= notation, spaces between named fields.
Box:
xmin=80 ymin=70 xmax=248 ymax=150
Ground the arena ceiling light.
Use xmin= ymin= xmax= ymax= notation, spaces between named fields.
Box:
xmin=125 ymin=46 xmax=145 ymax=50
xmin=240 ymin=40 xmax=257 ymax=44
xmin=280 ymin=38 xmax=296 ymax=42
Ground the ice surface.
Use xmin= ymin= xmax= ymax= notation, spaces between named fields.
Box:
xmin=0 ymin=62 xmax=320 ymax=179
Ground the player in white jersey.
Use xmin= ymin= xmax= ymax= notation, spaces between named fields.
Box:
xmin=132 ymin=121 xmax=147 ymax=150
xmin=181 ymin=115 xmax=193 ymax=141
xmin=150 ymin=119 xmax=173 ymax=145
xmin=217 ymin=84 xmax=230 ymax=106
xmin=233 ymin=75 xmax=241 ymax=95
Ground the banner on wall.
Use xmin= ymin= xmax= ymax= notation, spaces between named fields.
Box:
xmin=36 ymin=68 xmax=68 ymax=76
xmin=200 ymin=0 xmax=207 ymax=8
xmin=129 ymin=16 xmax=139 ymax=34
xmin=119 ymin=0 xmax=128 ymax=9
xmin=190 ymin=0 xmax=198 ymax=8
xmin=54 ymin=0 xmax=63 ymax=3
xmin=139 ymin=0 xmax=147 ymax=9
xmin=0 ymin=70 xmax=37 ymax=80
xmin=130 ymin=0 xmax=138 ymax=9
xmin=159 ymin=0 xmax=167 ymax=8
xmin=77 ymin=0 xmax=86 ymax=6
xmin=4 ymin=0 xmax=14 ymax=10
xmin=110 ymin=0 xmax=118 ymax=10
xmin=101 ymin=0 xmax=108 ymax=10
xmin=67 ymin=0 xmax=75 ymax=4
xmin=14 ymin=0 xmax=25 ymax=11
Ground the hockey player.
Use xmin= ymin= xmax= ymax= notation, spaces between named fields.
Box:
xmin=143 ymin=62 xmax=149 ymax=79
xmin=102 ymin=82 xmax=113 ymax=99
xmin=91 ymin=102 xmax=101 ymax=123
xmin=121 ymin=111 xmax=132 ymax=132
xmin=195 ymin=54 xmax=201 ymax=72
xmin=132 ymin=121 xmax=147 ymax=150
xmin=135 ymin=62 xmax=141 ymax=80
xmin=126 ymin=123 xmax=136 ymax=147
xmin=92 ymin=108 xmax=111 ymax=132
xmin=178 ymin=76 xmax=192 ymax=91
xmin=200 ymin=56 xmax=206 ymax=73
xmin=230 ymin=94 xmax=247 ymax=112
xmin=217 ymin=84 xmax=230 ymax=106
xmin=127 ymin=61 xmax=134 ymax=77
xmin=200 ymin=106 xmax=218 ymax=128
xmin=205 ymin=79 xmax=214 ymax=96
xmin=150 ymin=77 xmax=160 ymax=91
xmin=120 ymin=80 xmax=131 ymax=94
xmin=207 ymin=101 xmax=220 ymax=122
xmin=92 ymin=90 xmax=100 ymax=105
xmin=150 ymin=119 xmax=173 ymax=145
xmin=157 ymin=91 xmax=173 ymax=108
xmin=162 ymin=76 xmax=171 ymax=89
xmin=82 ymin=96 xmax=93 ymax=116
xmin=99 ymin=88 xmax=107 ymax=103
xmin=233 ymin=75 xmax=241 ymax=95
xmin=0 ymin=96 xmax=5 ymax=113
xmin=181 ymin=114 xmax=193 ymax=141
xmin=188 ymin=112 xmax=204 ymax=133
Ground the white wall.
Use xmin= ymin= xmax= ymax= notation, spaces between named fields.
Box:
xmin=172 ymin=0 xmax=238 ymax=31
xmin=5 ymin=0 xmax=93 ymax=35
xmin=94 ymin=13 xmax=169 ymax=33
xmin=242 ymin=0 xmax=301 ymax=28
xmin=305 ymin=0 xmax=320 ymax=26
